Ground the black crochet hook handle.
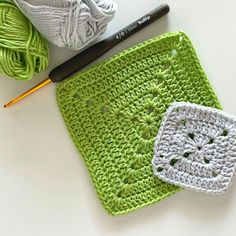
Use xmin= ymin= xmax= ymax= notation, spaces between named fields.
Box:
xmin=49 ymin=3 xmax=170 ymax=82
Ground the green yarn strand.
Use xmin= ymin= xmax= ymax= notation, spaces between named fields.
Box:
xmin=0 ymin=0 xmax=48 ymax=80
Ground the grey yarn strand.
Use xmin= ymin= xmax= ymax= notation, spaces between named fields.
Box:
xmin=14 ymin=0 xmax=117 ymax=50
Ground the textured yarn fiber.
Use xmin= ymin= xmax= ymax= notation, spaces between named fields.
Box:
xmin=153 ymin=102 xmax=236 ymax=194
xmin=0 ymin=0 xmax=48 ymax=80
xmin=57 ymin=32 xmax=221 ymax=215
xmin=14 ymin=0 xmax=117 ymax=50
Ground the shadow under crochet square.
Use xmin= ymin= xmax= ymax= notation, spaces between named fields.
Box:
xmin=56 ymin=31 xmax=221 ymax=215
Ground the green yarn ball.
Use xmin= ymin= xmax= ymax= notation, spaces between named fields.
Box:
xmin=0 ymin=0 xmax=49 ymax=80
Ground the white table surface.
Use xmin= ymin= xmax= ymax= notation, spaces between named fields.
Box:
xmin=1 ymin=0 xmax=236 ymax=235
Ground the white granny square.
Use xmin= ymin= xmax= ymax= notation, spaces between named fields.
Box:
xmin=152 ymin=102 xmax=236 ymax=193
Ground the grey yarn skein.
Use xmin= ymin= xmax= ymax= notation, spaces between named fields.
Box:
xmin=13 ymin=0 xmax=117 ymax=50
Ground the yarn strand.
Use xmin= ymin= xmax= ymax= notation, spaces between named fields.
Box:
xmin=0 ymin=0 xmax=48 ymax=80
xmin=14 ymin=0 xmax=117 ymax=50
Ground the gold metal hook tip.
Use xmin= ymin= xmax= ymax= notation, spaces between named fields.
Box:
xmin=3 ymin=78 xmax=52 ymax=108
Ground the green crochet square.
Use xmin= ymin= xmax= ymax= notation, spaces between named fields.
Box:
xmin=57 ymin=31 xmax=221 ymax=215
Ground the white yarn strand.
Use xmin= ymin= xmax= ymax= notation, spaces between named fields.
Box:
xmin=14 ymin=0 xmax=117 ymax=50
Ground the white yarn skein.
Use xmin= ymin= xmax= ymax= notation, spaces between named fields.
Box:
xmin=13 ymin=0 xmax=117 ymax=50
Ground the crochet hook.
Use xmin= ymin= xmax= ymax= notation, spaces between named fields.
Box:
xmin=3 ymin=3 xmax=170 ymax=108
